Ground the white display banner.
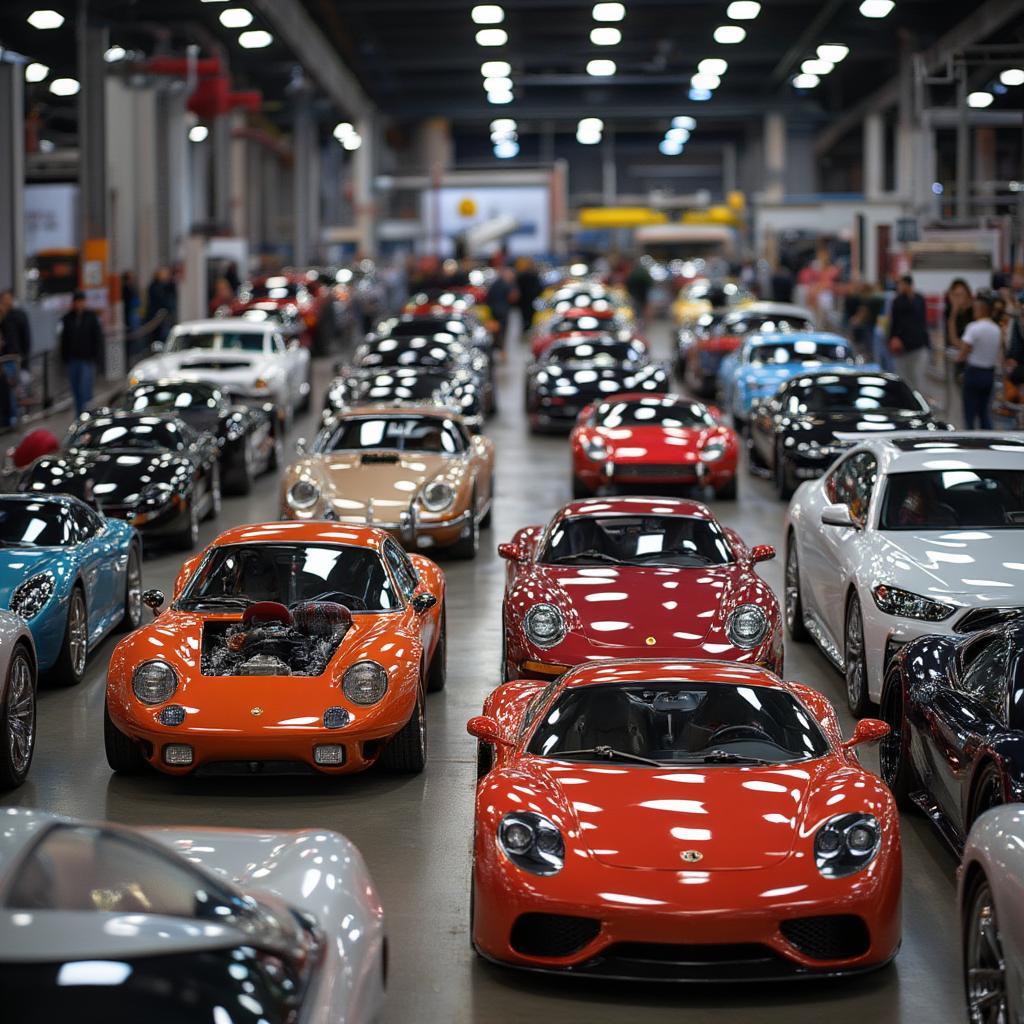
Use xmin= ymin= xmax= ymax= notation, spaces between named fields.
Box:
xmin=25 ymin=184 xmax=78 ymax=256
xmin=423 ymin=185 xmax=550 ymax=257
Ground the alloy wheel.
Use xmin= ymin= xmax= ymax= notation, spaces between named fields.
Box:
xmin=784 ymin=546 xmax=800 ymax=633
xmin=6 ymin=652 xmax=34 ymax=777
xmin=845 ymin=598 xmax=868 ymax=714
xmin=68 ymin=590 xmax=87 ymax=677
xmin=965 ymin=879 xmax=1008 ymax=1024
xmin=879 ymin=685 xmax=903 ymax=786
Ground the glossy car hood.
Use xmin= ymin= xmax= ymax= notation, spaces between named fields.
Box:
xmin=135 ymin=351 xmax=265 ymax=382
xmin=742 ymin=362 xmax=856 ymax=392
xmin=309 ymin=451 xmax=449 ymax=513
xmin=596 ymin=424 xmax=706 ymax=462
xmin=787 ymin=408 xmax=935 ymax=442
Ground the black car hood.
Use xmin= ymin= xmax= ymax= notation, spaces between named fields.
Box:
xmin=533 ymin=362 xmax=668 ymax=398
xmin=782 ymin=408 xmax=940 ymax=446
xmin=20 ymin=448 xmax=195 ymax=508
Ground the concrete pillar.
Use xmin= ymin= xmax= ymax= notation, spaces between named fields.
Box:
xmin=956 ymin=68 xmax=971 ymax=219
xmin=721 ymin=142 xmax=737 ymax=196
xmin=230 ymin=111 xmax=248 ymax=239
xmin=292 ymin=95 xmax=315 ymax=266
xmin=211 ymin=112 xmax=231 ymax=231
xmin=190 ymin=136 xmax=210 ymax=229
xmin=976 ymin=126 xmax=997 ymax=198
xmin=763 ymin=112 xmax=786 ymax=203
xmin=78 ymin=11 xmax=109 ymax=243
xmin=416 ymin=117 xmax=452 ymax=174
xmin=896 ymin=47 xmax=916 ymax=201
xmin=354 ymin=114 xmax=377 ymax=258
xmin=0 ymin=56 xmax=26 ymax=300
xmin=864 ymin=112 xmax=885 ymax=200
xmin=156 ymin=87 xmax=189 ymax=267
xmin=246 ymin=140 xmax=264 ymax=254
xmin=601 ymin=129 xmax=617 ymax=204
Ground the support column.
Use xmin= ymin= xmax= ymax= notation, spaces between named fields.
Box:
xmin=292 ymin=92 xmax=315 ymax=266
xmin=156 ymin=87 xmax=189 ymax=266
xmin=956 ymin=65 xmax=971 ymax=219
xmin=763 ymin=112 xmax=786 ymax=203
xmin=863 ymin=112 xmax=885 ymax=200
xmin=975 ymin=126 xmax=997 ymax=199
xmin=721 ymin=142 xmax=738 ymax=196
xmin=354 ymin=113 xmax=377 ymax=258
xmin=246 ymin=140 xmax=265 ymax=254
xmin=78 ymin=8 xmax=109 ymax=244
xmin=601 ymin=129 xmax=617 ymax=205
xmin=230 ymin=111 xmax=248 ymax=240
xmin=211 ymin=112 xmax=232 ymax=231
xmin=895 ymin=40 xmax=915 ymax=201
xmin=0 ymin=55 xmax=25 ymax=300
xmin=190 ymin=135 xmax=210 ymax=229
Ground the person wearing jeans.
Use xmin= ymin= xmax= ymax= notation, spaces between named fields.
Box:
xmin=888 ymin=274 xmax=932 ymax=400
xmin=958 ymin=293 xmax=1002 ymax=429
xmin=59 ymin=291 xmax=104 ymax=415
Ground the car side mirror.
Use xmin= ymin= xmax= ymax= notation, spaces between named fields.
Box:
xmin=143 ymin=589 xmax=165 ymax=615
xmin=467 ymin=715 xmax=513 ymax=748
xmin=843 ymin=718 xmax=889 ymax=749
xmin=498 ymin=542 xmax=525 ymax=562
xmin=821 ymin=503 xmax=857 ymax=529
xmin=750 ymin=544 xmax=775 ymax=564
xmin=412 ymin=592 xmax=437 ymax=614
xmin=295 ymin=437 xmax=307 ymax=456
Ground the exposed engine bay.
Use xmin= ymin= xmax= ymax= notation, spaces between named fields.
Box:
xmin=201 ymin=600 xmax=352 ymax=677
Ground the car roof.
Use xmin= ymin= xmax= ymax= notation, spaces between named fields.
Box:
xmin=557 ymin=495 xmax=715 ymax=520
xmin=560 ymin=657 xmax=783 ymax=691
xmin=746 ymin=330 xmax=847 ymax=347
xmin=210 ymin=521 xmax=390 ymax=551
xmin=843 ymin=432 xmax=1024 ymax=473
xmin=171 ymin=318 xmax=275 ymax=334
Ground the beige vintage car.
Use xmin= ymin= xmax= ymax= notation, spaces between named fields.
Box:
xmin=280 ymin=405 xmax=494 ymax=558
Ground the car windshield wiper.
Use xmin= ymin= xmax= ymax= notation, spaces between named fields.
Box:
xmin=550 ymin=746 xmax=662 ymax=767
xmin=551 ymin=550 xmax=625 ymax=565
xmin=629 ymin=551 xmax=715 ymax=565
xmin=181 ymin=596 xmax=254 ymax=610
xmin=688 ymin=749 xmax=776 ymax=765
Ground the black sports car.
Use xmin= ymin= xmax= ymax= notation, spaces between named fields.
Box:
xmin=18 ymin=411 xmax=221 ymax=549
xmin=525 ymin=335 xmax=669 ymax=432
xmin=369 ymin=313 xmax=492 ymax=359
xmin=109 ymin=379 xmax=280 ymax=494
xmin=879 ymin=619 xmax=1024 ymax=851
xmin=748 ymin=369 xmax=948 ymax=499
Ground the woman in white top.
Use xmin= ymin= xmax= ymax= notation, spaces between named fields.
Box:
xmin=958 ymin=293 xmax=1003 ymax=429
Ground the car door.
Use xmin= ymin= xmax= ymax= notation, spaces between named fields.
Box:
xmin=70 ymin=503 xmax=113 ymax=640
xmin=383 ymin=539 xmax=436 ymax=656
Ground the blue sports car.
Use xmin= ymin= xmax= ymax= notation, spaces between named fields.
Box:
xmin=718 ymin=331 xmax=871 ymax=428
xmin=0 ymin=495 xmax=142 ymax=686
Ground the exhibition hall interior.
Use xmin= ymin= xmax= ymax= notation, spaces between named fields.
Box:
xmin=2 ymin=0 xmax=1024 ymax=1020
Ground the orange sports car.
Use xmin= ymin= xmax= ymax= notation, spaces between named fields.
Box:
xmin=103 ymin=521 xmax=445 ymax=777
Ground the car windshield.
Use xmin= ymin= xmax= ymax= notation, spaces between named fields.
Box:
xmin=879 ymin=469 xmax=1024 ymax=530
xmin=785 ymin=375 xmax=925 ymax=414
xmin=350 ymin=370 xmax=450 ymax=402
xmin=748 ymin=339 xmax=852 ymax=366
xmin=545 ymin=340 xmax=643 ymax=366
xmin=358 ymin=338 xmax=462 ymax=369
xmin=383 ymin=319 xmax=467 ymax=340
xmin=0 ymin=501 xmax=75 ymax=546
xmin=593 ymin=398 xmax=713 ymax=429
xmin=526 ymin=681 xmax=829 ymax=764
xmin=168 ymin=331 xmax=267 ymax=353
xmin=123 ymin=384 xmax=222 ymax=413
xmin=539 ymin=514 xmax=733 ymax=567
xmin=68 ymin=417 xmax=185 ymax=451
xmin=324 ymin=415 xmax=465 ymax=454
xmin=178 ymin=543 xmax=400 ymax=611
xmin=550 ymin=314 xmax=614 ymax=335
xmin=722 ymin=315 xmax=812 ymax=336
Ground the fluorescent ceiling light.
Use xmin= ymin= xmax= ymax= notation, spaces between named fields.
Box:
xmin=576 ymin=128 xmax=602 ymax=145
xmin=333 ymin=121 xmax=355 ymax=139
xmin=476 ymin=28 xmax=507 ymax=45
xmin=49 ymin=77 xmax=79 ymax=96
xmin=592 ymin=2 xmax=625 ymax=21
xmin=726 ymin=1 xmax=760 ymax=18
xmin=586 ymin=59 xmax=616 ymax=76
xmin=691 ymin=72 xmax=720 ymax=90
xmin=672 ymin=115 xmax=696 ymax=130
xmin=1000 ymin=68 xmax=1024 ymax=86
xmin=24 ymin=62 xmax=49 ymax=82
xmin=859 ymin=0 xmax=894 ymax=17
xmin=801 ymin=58 xmax=834 ymax=75
xmin=342 ymin=132 xmax=362 ymax=150
xmin=490 ymin=117 xmax=516 ymax=132
xmin=27 ymin=9 xmax=64 ymax=30
xmin=219 ymin=7 xmax=253 ymax=28
xmin=666 ymin=127 xmax=690 ymax=142
xmin=490 ymin=129 xmax=516 ymax=142
xmin=481 ymin=60 xmax=511 ymax=77
xmin=472 ymin=4 xmax=504 ymax=23
xmin=713 ymin=25 xmax=746 ymax=44
xmin=189 ymin=125 xmax=209 ymax=142
xmin=494 ymin=140 xmax=519 ymax=158
xmin=688 ymin=88 xmax=712 ymax=101
xmin=487 ymin=89 xmax=513 ymax=103
xmin=698 ymin=58 xmax=728 ymax=76
xmin=817 ymin=44 xmax=849 ymax=63
xmin=238 ymin=29 xmax=272 ymax=47
xmin=591 ymin=27 xmax=621 ymax=45
xmin=659 ymin=139 xmax=683 ymax=155
xmin=967 ymin=91 xmax=994 ymax=108
xmin=578 ymin=117 xmax=604 ymax=132
xmin=792 ymin=73 xmax=820 ymax=89
xmin=103 ymin=45 xmax=127 ymax=62
xmin=483 ymin=76 xmax=513 ymax=92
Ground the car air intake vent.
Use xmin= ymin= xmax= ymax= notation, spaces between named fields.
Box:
xmin=604 ymin=942 xmax=773 ymax=965
xmin=954 ymin=607 xmax=1024 ymax=633
xmin=360 ymin=452 xmax=400 ymax=464
xmin=780 ymin=915 xmax=870 ymax=960
xmin=509 ymin=913 xmax=601 ymax=958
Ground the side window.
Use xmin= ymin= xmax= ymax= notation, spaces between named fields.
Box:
xmin=519 ymin=679 xmax=562 ymax=738
xmin=71 ymin=505 xmax=101 ymax=541
xmin=827 ymin=452 xmax=877 ymax=524
xmin=956 ymin=636 xmax=1010 ymax=720
xmin=272 ymin=334 xmax=286 ymax=354
xmin=382 ymin=540 xmax=418 ymax=601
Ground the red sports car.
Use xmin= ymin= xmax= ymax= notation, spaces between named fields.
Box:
xmin=232 ymin=273 xmax=327 ymax=348
xmin=569 ymin=392 xmax=739 ymax=499
xmin=467 ymin=658 xmax=901 ymax=979
xmin=498 ymin=497 xmax=781 ymax=682
xmin=530 ymin=307 xmax=631 ymax=359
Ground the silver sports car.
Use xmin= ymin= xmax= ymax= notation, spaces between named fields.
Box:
xmin=960 ymin=804 xmax=1024 ymax=1023
xmin=0 ymin=808 xmax=386 ymax=1022
xmin=0 ymin=610 xmax=37 ymax=789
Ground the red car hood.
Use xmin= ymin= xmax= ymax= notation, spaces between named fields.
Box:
xmin=596 ymin=424 xmax=706 ymax=463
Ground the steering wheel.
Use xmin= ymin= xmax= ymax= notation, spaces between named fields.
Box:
xmin=296 ymin=590 xmax=365 ymax=611
xmin=706 ymin=723 xmax=772 ymax=745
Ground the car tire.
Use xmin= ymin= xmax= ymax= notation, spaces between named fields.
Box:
xmin=775 ymin=443 xmax=794 ymax=500
xmin=879 ymin=673 xmax=918 ymax=810
xmin=378 ymin=690 xmax=426 ymax=774
xmin=572 ymin=474 xmax=591 ymax=499
xmin=963 ymin=872 xmax=1008 ymax=1024
xmin=205 ymin=464 xmax=222 ymax=521
xmin=784 ymin=537 xmax=809 ymax=642
xmin=426 ymin=606 xmax=447 ymax=693
xmin=49 ymin=584 xmax=88 ymax=687
xmin=969 ymin=763 xmax=1005 ymax=828
xmin=104 ymin=700 xmax=148 ymax=774
xmin=177 ymin=496 xmax=200 ymax=551
xmin=120 ymin=543 xmax=143 ymax=632
xmin=450 ymin=499 xmax=480 ymax=560
xmin=713 ymin=475 xmax=738 ymax=500
xmin=844 ymin=595 xmax=875 ymax=717
xmin=268 ymin=429 xmax=284 ymax=472
xmin=229 ymin=442 xmax=255 ymax=496
xmin=0 ymin=644 xmax=36 ymax=789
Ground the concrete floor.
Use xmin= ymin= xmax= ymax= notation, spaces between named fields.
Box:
xmin=1 ymin=319 xmax=965 ymax=1023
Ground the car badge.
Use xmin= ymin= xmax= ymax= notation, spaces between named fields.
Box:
xmin=645 ymin=636 xmax=657 ymax=646
xmin=250 ymin=706 xmax=264 ymax=717
xmin=681 ymin=850 xmax=703 ymax=863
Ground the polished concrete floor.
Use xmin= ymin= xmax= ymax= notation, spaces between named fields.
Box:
xmin=2 ymin=318 xmax=965 ymax=1023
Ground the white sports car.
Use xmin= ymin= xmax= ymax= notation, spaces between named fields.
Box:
xmin=0 ymin=808 xmax=386 ymax=1022
xmin=784 ymin=432 xmax=1024 ymax=714
xmin=132 ymin=319 xmax=312 ymax=423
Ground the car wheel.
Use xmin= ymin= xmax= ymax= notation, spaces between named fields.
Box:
xmin=775 ymin=443 xmax=794 ymax=500
xmin=713 ymin=474 xmax=738 ymax=500
xmin=378 ymin=690 xmax=426 ymax=774
xmin=572 ymin=474 xmax=591 ymax=499
xmin=970 ymin=764 xmax=1005 ymax=827
xmin=269 ymin=429 xmax=284 ymax=472
xmin=450 ymin=499 xmax=480 ymax=560
xmin=747 ymin=431 xmax=766 ymax=473
xmin=0 ymin=645 xmax=35 ymax=789
xmin=963 ymin=873 xmax=1008 ymax=1024
xmin=784 ymin=537 xmax=809 ymax=642
xmin=426 ymin=606 xmax=447 ymax=693
xmin=206 ymin=464 xmax=222 ymax=520
xmin=177 ymin=496 xmax=200 ymax=551
xmin=230 ymin=441 xmax=255 ymax=496
xmin=844 ymin=595 xmax=874 ymax=717
xmin=120 ymin=544 xmax=143 ymax=632
xmin=104 ymin=700 xmax=147 ymax=774
xmin=879 ymin=674 xmax=917 ymax=810
xmin=50 ymin=585 xmax=88 ymax=687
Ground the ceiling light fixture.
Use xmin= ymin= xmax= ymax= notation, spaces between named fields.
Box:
xmin=859 ymin=0 xmax=894 ymax=17
xmin=481 ymin=60 xmax=511 ymax=77
xmin=967 ymin=91 xmax=994 ymax=108
xmin=219 ymin=8 xmax=253 ymax=28
xmin=490 ymin=117 xmax=516 ymax=132
xmin=27 ymin=9 xmax=64 ymax=30
xmin=238 ymin=29 xmax=272 ymax=47
xmin=487 ymin=89 xmax=514 ymax=103
xmin=713 ymin=25 xmax=746 ymax=44
xmin=659 ymin=139 xmax=683 ymax=155
xmin=476 ymin=28 xmax=507 ymax=45
xmin=817 ymin=44 xmax=849 ymax=63
xmin=579 ymin=117 xmax=604 ymax=133
xmin=698 ymin=58 xmax=728 ymax=76
xmin=792 ymin=73 xmax=820 ymax=89
xmin=801 ymin=58 xmax=834 ymax=75
xmin=592 ymin=2 xmax=625 ymax=21
xmin=24 ymin=62 xmax=49 ymax=82
xmin=672 ymin=115 xmax=696 ymax=130
xmin=333 ymin=121 xmax=355 ymax=139
xmin=591 ymin=27 xmax=621 ymax=45
xmin=726 ymin=1 xmax=760 ymax=18
xmin=494 ymin=139 xmax=519 ymax=158
xmin=666 ymin=127 xmax=690 ymax=142
xmin=691 ymin=72 xmax=721 ymax=90
xmin=342 ymin=132 xmax=362 ymax=150
xmin=189 ymin=125 xmax=209 ymax=142
xmin=586 ymin=58 xmax=617 ymax=76
xmin=576 ymin=129 xmax=602 ymax=145
xmin=49 ymin=77 xmax=80 ymax=96
xmin=689 ymin=88 xmax=712 ymax=101
xmin=1000 ymin=68 xmax=1024 ymax=86
xmin=471 ymin=4 xmax=504 ymax=23
xmin=103 ymin=45 xmax=127 ymax=62
xmin=483 ymin=76 xmax=513 ymax=92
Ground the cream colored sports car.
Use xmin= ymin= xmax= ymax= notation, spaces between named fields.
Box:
xmin=281 ymin=405 xmax=495 ymax=558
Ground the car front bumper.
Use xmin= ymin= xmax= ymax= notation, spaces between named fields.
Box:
xmin=281 ymin=504 xmax=477 ymax=551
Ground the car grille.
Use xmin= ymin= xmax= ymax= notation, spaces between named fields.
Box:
xmin=780 ymin=915 xmax=870 ymax=960
xmin=509 ymin=913 xmax=601 ymax=958
xmin=613 ymin=464 xmax=699 ymax=478
xmin=954 ymin=607 xmax=1024 ymax=633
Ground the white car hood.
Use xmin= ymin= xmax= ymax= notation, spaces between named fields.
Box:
xmin=876 ymin=528 xmax=1024 ymax=605
xmin=134 ymin=350 xmax=272 ymax=387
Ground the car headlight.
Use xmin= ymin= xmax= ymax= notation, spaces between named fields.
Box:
xmin=497 ymin=811 xmax=565 ymax=875
xmin=132 ymin=660 xmax=179 ymax=705
xmin=419 ymin=479 xmax=454 ymax=513
xmin=10 ymin=570 xmax=56 ymax=620
xmin=523 ymin=603 xmax=566 ymax=649
xmin=342 ymin=661 xmax=388 ymax=705
xmin=872 ymin=584 xmax=955 ymax=622
xmin=139 ymin=482 xmax=175 ymax=509
xmin=726 ymin=603 xmax=769 ymax=648
xmin=582 ymin=435 xmax=608 ymax=461
xmin=700 ymin=442 xmax=726 ymax=463
xmin=287 ymin=479 xmax=320 ymax=510
xmin=814 ymin=813 xmax=881 ymax=878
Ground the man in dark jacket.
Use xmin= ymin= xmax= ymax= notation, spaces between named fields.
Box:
xmin=0 ymin=290 xmax=31 ymax=427
xmin=888 ymin=274 xmax=931 ymax=398
xmin=60 ymin=291 xmax=104 ymax=414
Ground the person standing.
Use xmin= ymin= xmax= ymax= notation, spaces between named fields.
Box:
xmin=888 ymin=275 xmax=931 ymax=397
xmin=625 ymin=259 xmax=653 ymax=323
xmin=958 ymin=293 xmax=1002 ymax=430
xmin=147 ymin=266 xmax=177 ymax=343
xmin=59 ymin=291 xmax=104 ymax=415
xmin=0 ymin=289 xmax=31 ymax=427
xmin=485 ymin=266 xmax=515 ymax=355
xmin=514 ymin=257 xmax=542 ymax=330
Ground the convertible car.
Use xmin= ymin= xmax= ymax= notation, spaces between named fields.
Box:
xmin=104 ymin=521 xmax=446 ymax=776
xmin=468 ymin=659 xmax=900 ymax=979
xmin=569 ymin=392 xmax=739 ymax=499
xmin=19 ymin=411 xmax=220 ymax=550
xmin=0 ymin=495 xmax=140 ymax=687
xmin=0 ymin=611 xmax=37 ymax=788
xmin=879 ymin=618 xmax=1024 ymax=848
xmin=109 ymin=378 xmax=281 ymax=494
xmin=0 ymin=808 xmax=385 ymax=1022
xmin=283 ymin=408 xmax=493 ymax=559
xmin=499 ymin=497 xmax=781 ymax=681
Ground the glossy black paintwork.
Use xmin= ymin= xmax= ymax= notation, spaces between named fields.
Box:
xmin=323 ymin=366 xmax=483 ymax=423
